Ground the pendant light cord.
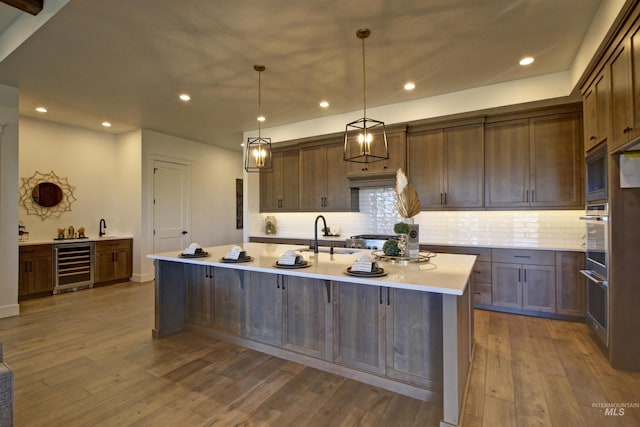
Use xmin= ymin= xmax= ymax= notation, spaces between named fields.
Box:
xmin=361 ymin=35 xmax=367 ymax=120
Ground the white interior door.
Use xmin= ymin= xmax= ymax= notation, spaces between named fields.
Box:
xmin=153 ymin=160 xmax=189 ymax=253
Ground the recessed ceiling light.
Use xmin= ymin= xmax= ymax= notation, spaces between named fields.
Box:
xmin=319 ymin=100 xmax=329 ymax=108
xmin=519 ymin=56 xmax=535 ymax=66
xmin=101 ymin=121 xmax=112 ymax=128
xmin=179 ymin=93 xmax=191 ymax=102
xmin=257 ymin=115 xmax=265 ymax=122
xmin=35 ymin=106 xmax=47 ymax=113
xmin=404 ymin=82 xmax=416 ymax=91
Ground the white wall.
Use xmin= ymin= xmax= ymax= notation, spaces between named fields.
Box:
xmin=18 ymin=117 xmax=123 ymax=239
xmin=140 ymin=129 xmax=244 ymax=280
xmin=115 ymin=130 xmax=144 ymax=281
xmin=0 ymin=84 xmax=19 ymax=318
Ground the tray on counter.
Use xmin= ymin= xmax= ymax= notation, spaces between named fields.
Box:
xmin=179 ymin=252 xmax=210 ymax=258
xmin=273 ymin=261 xmax=311 ymax=269
xmin=343 ymin=267 xmax=387 ymax=278
xmin=220 ymin=256 xmax=253 ymax=263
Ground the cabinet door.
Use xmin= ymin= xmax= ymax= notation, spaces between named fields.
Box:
xmin=349 ymin=130 xmax=406 ymax=176
xmin=408 ymin=130 xmax=444 ymax=208
xmin=491 ymin=263 xmax=522 ymax=308
xmin=112 ymin=249 xmax=132 ymax=281
xmin=94 ymin=251 xmax=115 ymax=283
xmin=213 ymin=268 xmax=243 ymax=335
xmin=529 ymin=113 xmax=583 ymax=208
xmin=280 ymin=149 xmax=300 ymax=210
xmin=243 ymin=271 xmax=283 ymax=346
xmin=282 ymin=276 xmax=329 ymax=359
xmin=583 ymin=84 xmax=597 ymax=150
xmin=386 ymin=288 xmax=443 ymax=389
xmin=484 ymin=119 xmax=530 ymax=207
xmin=555 ymin=252 xmax=585 ymax=317
xmin=324 ymin=143 xmax=352 ymax=210
xmin=259 ymin=154 xmax=280 ymax=211
xmin=444 ymin=124 xmax=484 ymax=208
xmin=333 ymin=282 xmax=385 ymax=375
xmin=522 ymin=265 xmax=556 ymax=313
xmin=610 ymin=41 xmax=633 ymax=151
xmin=260 ymin=150 xmax=300 ymax=212
xmin=185 ymin=265 xmax=213 ymax=326
xmin=19 ymin=257 xmax=53 ymax=296
xmin=631 ymin=24 xmax=640 ymax=143
xmin=300 ymin=145 xmax=326 ymax=210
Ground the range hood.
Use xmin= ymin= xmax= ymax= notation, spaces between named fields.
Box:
xmin=348 ymin=174 xmax=395 ymax=188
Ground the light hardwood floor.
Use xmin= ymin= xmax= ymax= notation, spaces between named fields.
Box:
xmin=0 ymin=281 xmax=638 ymax=426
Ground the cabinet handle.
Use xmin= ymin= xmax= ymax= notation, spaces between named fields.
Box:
xmin=524 ymin=269 xmax=527 ymax=283
xmin=440 ymin=193 xmax=443 ymax=205
xmin=623 ymin=126 xmax=633 ymax=133
xmin=444 ymin=192 xmax=447 ymax=205
xmin=518 ymin=268 xmax=521 ymax=282
xmin=324 ymin=280 xmax=331 ymax=303
xmin=379 ymin=287 xmax=383 ymax=305
xmin=387 ymin=287 xmax=390 ymax=306
xmin=526 ymin=190 xmax=529 ymax=202
xmin=531 ymin=190 xmax=534 ymax=203
xmin=590 ymin=135 xmax=597 ymax=140
xmin=514 ymin=255 xmax=531 ymax=259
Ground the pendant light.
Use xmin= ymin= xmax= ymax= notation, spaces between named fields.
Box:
xmin=344 ymin=28 xmax=389 ymax=164
xmin=245 ymin=64 xmax=273 ymax=172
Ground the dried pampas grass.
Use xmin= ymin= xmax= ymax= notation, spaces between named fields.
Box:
xmin=396 ymin=168 xmax=420 ymax=218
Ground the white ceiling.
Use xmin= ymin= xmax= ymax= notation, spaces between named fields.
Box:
xmin=0 ymin=0 xmax=604 ymax=151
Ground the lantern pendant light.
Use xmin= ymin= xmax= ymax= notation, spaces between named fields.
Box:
xmin=343 ymin=28 xmax=389 ymax=164
xmin=245 ymin=64 xmax=273 ymax=172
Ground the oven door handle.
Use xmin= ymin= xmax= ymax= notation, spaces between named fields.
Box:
xmin=580 ymin=270 xmax=608 ymax=287
xmin=579 ymin=216 xmax=607 ymax=221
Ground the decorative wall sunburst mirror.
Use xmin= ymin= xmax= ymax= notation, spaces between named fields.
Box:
xmin=19 ymin=171 xmax=76 ymax=220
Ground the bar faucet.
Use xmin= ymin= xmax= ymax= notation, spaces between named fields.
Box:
xmin=314 ymin=215 xmax=328 ymax=254
xmin=99 ymin=218 xmax=107 ymax=237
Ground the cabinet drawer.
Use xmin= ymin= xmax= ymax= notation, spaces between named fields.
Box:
xmin=95 ymin=239 xmax=132 ymax=252
xmin=491 ymin=248 xmax=554 ymax=266
xmin=19 ymin=244 xmax=53 ymax=258
xmin=472 ymin=282 xmax=492 ymax=305
xmin=472 ymin=261 xmax=491 ymax=282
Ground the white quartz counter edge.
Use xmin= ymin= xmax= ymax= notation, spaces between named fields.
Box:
xmin=147 ymin=242 xmax=476 ymax=296
xmin=20 ymin=235 xmax=133 ymax=245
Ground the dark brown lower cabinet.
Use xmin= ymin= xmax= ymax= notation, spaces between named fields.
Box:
xmin=555 ymin=251 xmax=586 ymax=317
xmin=242 ymin=271 xmax=283 ymax=346
xmin=491 ymin=263 xmax=556 ymax=312
xmin=19 ymin=244 xmax=53 ymax=298
xmin=94 ymin=239 xmax=132 ymax=285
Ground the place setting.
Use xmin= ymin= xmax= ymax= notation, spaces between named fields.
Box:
xmin=274 ymin=250 xmax=311 ymax=269
xmin=344 ymin=254 xmax=387 ymax=277
xmin=179 ymin=243 xmax=210 ymax=258
xmin=220 ymin=245 xmax=253 ymax=263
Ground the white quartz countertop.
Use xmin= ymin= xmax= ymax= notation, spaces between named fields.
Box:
xmin=19 ymin=235 xmax=133 ymax=246
xmin=147 ymin=242 xmax=476 ymax=296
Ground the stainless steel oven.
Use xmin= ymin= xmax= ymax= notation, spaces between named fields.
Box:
xmin=579 ymin=203 xmax=609 ymax=347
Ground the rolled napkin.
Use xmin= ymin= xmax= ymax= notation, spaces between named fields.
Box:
xmin=351 ymin=254 xmax=378 ymax=272
xmin=224 ymin=245 xmax=245 ymax=260
xmin=183 ymin=243 xmax=202 ymax=255
xmin=278 ymin=250 xmax=304 ymax=265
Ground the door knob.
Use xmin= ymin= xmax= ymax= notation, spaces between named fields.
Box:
xmin=181 ymin=230 xmax=188 ymax=235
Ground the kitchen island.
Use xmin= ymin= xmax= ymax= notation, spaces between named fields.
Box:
xmin=148 ymin=242 xmax=475 ymax=427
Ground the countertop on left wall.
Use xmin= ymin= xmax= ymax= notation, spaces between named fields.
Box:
xmin=19 ymin=235 xmax=133 ymax=246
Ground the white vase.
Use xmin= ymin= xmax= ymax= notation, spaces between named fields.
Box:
xmin=403 ymin=217 xmax=419 ymax=259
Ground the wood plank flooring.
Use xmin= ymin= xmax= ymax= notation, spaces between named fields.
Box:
xmin=1 ymin=281 xmax=639 ymax=426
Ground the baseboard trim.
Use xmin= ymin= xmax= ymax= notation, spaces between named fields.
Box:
xmin=0 ymin=304 xmax=19 ymax=319
xmin=131 ymin=272 xmax=154 ymax=283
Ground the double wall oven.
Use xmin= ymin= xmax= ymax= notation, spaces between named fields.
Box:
xmin=580 ymin=203 xmax=609 ymax=348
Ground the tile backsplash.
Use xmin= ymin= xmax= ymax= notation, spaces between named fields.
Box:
xmin=250 ymin=187 xmax=586 ymax=250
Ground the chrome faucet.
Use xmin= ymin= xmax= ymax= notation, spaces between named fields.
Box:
xmin=314 ymin=215 xmax=328 ymax=254
xmin=99 ymin=218 xmax=107 ymax=237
